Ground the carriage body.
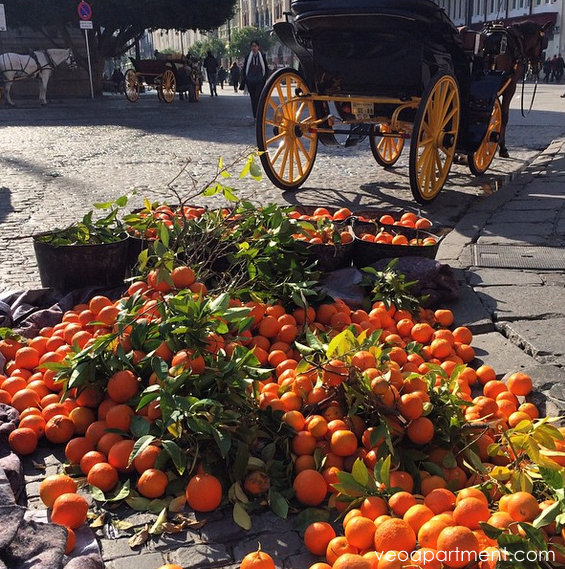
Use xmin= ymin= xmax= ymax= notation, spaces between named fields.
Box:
xmin=257 ymin=0 xmax=504 ymax=202
xmin=124 ymin=58 xmax=200 ymax=104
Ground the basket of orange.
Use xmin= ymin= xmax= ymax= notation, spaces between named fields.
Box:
xmin=352 ymin=212 xmax=441 ymax=268
xmin=289 ymin=207 xmax=354 ymax=272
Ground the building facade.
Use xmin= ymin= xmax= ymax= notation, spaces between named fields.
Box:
xmin=435 ymin=0 xmax=563 ymax=55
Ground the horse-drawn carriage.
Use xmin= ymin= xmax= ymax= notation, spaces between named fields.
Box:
xmin=256 ymin=0 xmax=547 ymax=202
xmin=124 ymin=57 xmax=201 ymax=104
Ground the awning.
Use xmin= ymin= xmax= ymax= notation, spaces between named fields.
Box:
xmin=470 ymin=11 xmax=558 ymax=31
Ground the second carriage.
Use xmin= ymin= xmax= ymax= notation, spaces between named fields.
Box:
xmin=124 ymin=57 xmax=201 ymax=104
xmin=256 ymin=0 xmax=506 ymax=203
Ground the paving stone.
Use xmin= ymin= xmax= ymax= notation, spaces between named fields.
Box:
xmin=100 ymin=537 xmax=138 ymax=561
xmin=168 ymin=543 xmax=232 ymax=568
xmin=504 ymin=199 xmax=565 ymax=210
xmin=467 ymin=269 xmax=543 ymax=287
xmin=149 ymin=530 xmax=196 ymax=551
xmin=444 ymin=283 xmax=494 ymax=334
xmin=539 ymin=273 xmax=565 ymax=287
xmin=482 ymin=222 xmax=555 ymax=237
xmin=284 ymin=551 xmax=320 ymax=569
xmin=233 ymin=531 xmax=304 ymax=565
xmin=488 ymin=209 xmax=556 ymax=224
xmin=495 ymin=319 xmax=565 ymax=366
xmin=470 ymin=332 xmax=538 ymax=375
xmin=25 ymin=480 xmax=41 ymax=498
xmin=476 ymin=234 xmax=550 ymax=246
xmin=476 ymin=285 xmax=565 ymax=321
xmin=106 ymin=552 xmax=165 ymax=569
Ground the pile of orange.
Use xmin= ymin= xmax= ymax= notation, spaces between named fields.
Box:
xmin=289 ymin=207 xmax=354 ymax=246
xmin=357 ymin=212 xmax=437 ymax=247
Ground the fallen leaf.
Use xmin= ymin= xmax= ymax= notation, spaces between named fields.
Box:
xmin=33 ymin=461 xmax=46 ymax=471
xmin=168 ymin=495 xmax=186 ymax=513
xmin=129 ymin=526 xmax=150 ymax=548
xmin=90 ymin=512 xmax=107 ymax=528
xmin=112 ymin=520 xmax=134 ymax=531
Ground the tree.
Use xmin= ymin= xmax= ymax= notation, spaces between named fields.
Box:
xmin=191 ymin=38 xmax=227 ymax=60
xmin=3 ymin=0 xmax=236 ymax=93
xmin=228 ymin=26 xmax=276 ymax=60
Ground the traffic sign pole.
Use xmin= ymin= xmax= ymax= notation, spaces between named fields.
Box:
xmin=84 ymin=27 xmax=94 ymax=99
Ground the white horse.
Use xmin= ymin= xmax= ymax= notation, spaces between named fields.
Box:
xmin=0 ymin=48 xmax=75 ymax=106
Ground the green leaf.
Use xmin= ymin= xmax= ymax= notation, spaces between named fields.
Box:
xmin=115 ymin=195 xmax=128 ymax=207
xmin=269 ymin=490 xmax=289 ymax=519
xmin=162 ymin=440 xmax=187 ymax=475
xmin=326 ymin=329 xmax=356 ymax=358
xmin=233 ymin=502 xmax=252 ymax=530
xmin=212 ymin=428 xmax=232 ymax=459
xmin=128 ymin=435 xmax=156 ymax=467
xmin=375 ymin=455 xmax=391 ymax=487
xmin=293 ymin=508 xmax=330 ymax=532
xmin=125 ymin=496 xmax=151 ymax=511
xmin=352 ymin=459 xmax=369 ymax=487
xmin=130 ymin=416 xmax=151 ymax=438
xmin=480 ymin=522 xmax=503 ymax=540
xmin=540 ymin=467 xmax=565 ymax=490
xmin=149 ymin=507 xmax=168 ymax=535
xmin=533 ymin=501 xmax=561 ymax=529
xmin=421 ymin=461 xmax=445 ymax=478
xmin=517 ymin=523 xmax=548 ymax=552
xmin=90 ymin=479 xmax=131 ymax=502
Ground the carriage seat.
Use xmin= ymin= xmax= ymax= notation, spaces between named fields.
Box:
xmin=458 ymin=27 xmax=484 ymax=55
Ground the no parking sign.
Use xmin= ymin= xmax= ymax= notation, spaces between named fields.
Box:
xmin=77 ymin=1 xmax=92 ymax=21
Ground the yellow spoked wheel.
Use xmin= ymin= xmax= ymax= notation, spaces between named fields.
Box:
xmin=370 ymin=125 xmax=405 ymax=167
xmin=124 ymin=69 xmax=140 ymax=103
xmin=256 ymin=68 xmax=318 ymax=191
xmin=409 ymin=71 xmax=460 ymax=203
xmin=468 ymin=98 xmax=502 ymax=176
xmin=160 ymin=70 xmax=176 ymax=104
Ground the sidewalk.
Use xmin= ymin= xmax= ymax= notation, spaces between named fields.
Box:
xmin=438 ymin=137 xmax=565 ymax=419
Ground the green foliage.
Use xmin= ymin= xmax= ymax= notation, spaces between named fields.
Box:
xmin=228 ymin=26 xmax=276 ymax=59
xmin=191 ymin=38 xmax=227 ymax=60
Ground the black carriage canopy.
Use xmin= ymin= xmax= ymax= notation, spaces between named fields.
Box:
xmin=281 ymin=0 xmax=470 ymax=98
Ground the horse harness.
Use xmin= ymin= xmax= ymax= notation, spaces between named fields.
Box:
xmin=1 ymin=50 xmax=58 ymax=79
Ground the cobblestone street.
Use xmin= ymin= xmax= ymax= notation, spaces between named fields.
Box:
xmin=1 ymin=84 xmax=564 ymax=290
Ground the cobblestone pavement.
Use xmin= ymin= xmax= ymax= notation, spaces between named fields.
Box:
xmin=1 ymin=83 xmax=565 ymax=290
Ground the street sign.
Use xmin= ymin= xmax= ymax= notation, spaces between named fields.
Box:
xmin=77 ymin=1 xmax=92 ymax=21
xmin=0 ymin=4 xmax=7 ymax=32
xmin=80 ymin=20 xmax=93 ymax=29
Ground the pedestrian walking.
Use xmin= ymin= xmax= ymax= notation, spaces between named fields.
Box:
xmin=218 ymin=67 xmax=228 ymax=89
xmin=229 ymin=62 xmax=241 ymax=93
xmin=543 ymin=57 xmax=551 ymax=83
xmin=550 ymin=55 xmax=558 ymax=82
xmin=203 ymin=50 xmax=219 ymax=96
xmin=556 ymin=54 xmax=564 ymax=83
xmin=240 ymin=41 xmax=269 ymax=119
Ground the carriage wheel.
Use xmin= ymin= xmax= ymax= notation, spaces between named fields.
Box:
xmin=409 ymin=71 xmax=460 ymax=203
xmin=370 ymin=125 xmax=405 ymax=167
xmin=161 ymin=70 xmax=176 ymax=104
xmin=124 ymin=70 xmax=140 ymax=103
xmin=256 ymin=68 xmax=318 ymax=191
xmin=468 ymin=99 xmax=502 ymax=176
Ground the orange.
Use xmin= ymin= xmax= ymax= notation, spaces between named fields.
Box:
xmin=42 ymin=403 xmax=69 ymax=422
xmin=453 ymin=498 xmax=490 ymax=530
xmin=452 ymin=327 xmax=472 ymax=344
xmin=171 ymin=265 xmax=195 ymax=288
xmin=436 ymin=526 xmax=480 ymax=569
xmin=397 ymin=393 xmax=424 ymax=421
xmin=108 ymin=439 xmax=135 ymax=472
xmin=240 ymin=548 xmax=276 ymax=569
xmin=326 ymin=536 xmax=358 ymax=565
xmin=45 ymin=415 xmax=75 ymax=443
xmin=430 ymin=339 xmax=452 ymax=359
xmin=360 ymin=496 xmax=388 ymax=520
xmin=80 ymin=450 xmax=107 ymax=475
xmin=11 ymin=388 xmax=41 ymax=412
xmin=39 ymin=474 xmax=78 ymax=508
xmin=476 ymin=365 xmax=496 ymax=385
xmin=406 ymin=417 xmax=434 ymax=445
xmin=506 ymin=372 xmax=533 ymax=396
xmin=137 ymin=468 xmax=169 ymax=498
xmin=345 ymin=516 xmax=377 ymax=550
xmin=1 ymin=376 xmax=27 ymax=395
xmin=434 ymin=309 xmax=454 ymax=327
xmin=304 ymin=522 xmax=337 ymax=556
xmin=51 ymin=493 xmax=89 ymax=529
xmin=333 ymin=554 xmax=372 ymax=569
xmin=105 ymin=404 xmax=134 ymax=432
xmin=424 ymin=488 xmax=456 ymax=514
xmin=373 ymin=518 xmax=416 ymax=554
xmin=18 ymin=414 xmax=46 ymax=438
xmin=89 ymin=295 xmax=113 ymax=315
xmin=185 ymin=473 xmax=222 ymax=512
xmin=97 ymin=433 xmax=123 ymax=456
xmin=331 ymin=430 xmax=358 ymax=457
xmin=404 ymin=504 xmax=435 ymax=533
xmin=389 ymin=470 xmax=414 ymax=493
xmin=133 ymin=444 xmax=162 ymax=474
xmin=68 ymin=406 xmax=96 ymax=435
xmin=85 ymin=420 xmax=109 ymax=445
xmin=65 ymin=437 xmax=95 ymax=464
xmin=65 ymin=527 xmax=76 ymax=555
xmin=418 ymin=518 xmax=449 ymax=549
xmin=420 ymin=475 xmax=448 ymax=496
xmin=483 ymin=380 xmax=507 ymax=400
xmin=410 ymin=548 xmax=441 ymax=569
xmin=308 ymin=415 xmax=328 ymax=439
xmin=107 ymin=370 xmax=138 ymax=403
xmin=351 ymin=351 xmax=377 ymax=371
xmin=388 ymin=491 xmax=417 ymax=516
xmin=87 ymin=462 xmax=119 ymax=493
xmin=322 ymin=359 xmax=349 ymax=387
xmin=506 ymin=491 xmax=540 ymax=522
xmin=411 ymin=323 xmax=434 ymax=344
xmin=293 ymin=469 xmax=327 ymax=506
xmin=14 ymin=346 xmax=40 ymax=370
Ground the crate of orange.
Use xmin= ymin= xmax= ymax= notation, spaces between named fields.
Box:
xmin=351 ymin=212 xmax=441 ymax=268
xmin=290 ymin=207 xmax=354 ymax=272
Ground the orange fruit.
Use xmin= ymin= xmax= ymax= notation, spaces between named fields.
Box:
xmin=14 ymin=346 xmax=40 ymax=370
xmin=11 ymin=388 xmax=41 ymax=412
xmin=42 ymin=403 xmax=69 ymax=422
xmin=240 ymin=548 xmax=275 ymax=569
xmin=403 ymin=504 xmax=435 ymax=533
xmin=345 ymin=516 xmax=377 ymax=550
xmin=424 ymin=488 xmax=456 ymax=514
xmin=331 ymin=430 xmax=358 ymax=457
xmin=45 ymin=415 xmax=75 ymax=443
xmin=506 ymin=491 xmax=540 ymax=522
xmin=292 ymin=431 xmax=317 ymax=456
xmin=373 ymin=518 xmax=416 ymax=554
xmin=8 ymin=427 xmax=37 ymax=455
xmin=137 ymin=468 xmax=169 ymax=498
xmin=506 ymin=372 xmax=533 ymax=396
xmin=185 ymin=473 xmax=222 ymax=512
xmin=89 ymin=295 xmax=113 ymax=315
xmin=456 ymin=488 xmax=488 ymax=506
xmin=107 ymin=370 xmax=138 ymax=403
xmin=397 ymin=393 xmax=424 ymax=421
xmin=326 ymin=536 xmax=358 ymax=565
xmin=97 ymin=433 xmax=123 ymax=456
xmin=105 ymin=404 xmax=134 ymax=432
xmin=406 ymin=417 xmax=434 ymax=445
xmin=134 ymin=444 xmax=162 ymax=474
xmin=436 ymin=526 xmax=480 ymax=569
xmin=171 ymin=266 xmax=195 ymax=288
xmin=333 ymin=554 xmax=372 ymax=569
xmin=293 ymin=469 xmax=327 ymax=506
xmin=68 ymin=406 xmax=96 ymax=435
xmin=351 ymin=351 xmax=377 ymax=371
xmin=420 ymin=475 xmax=448 ymax=496
xmin=360 ymin=496 xmax=388 ymax=520
xmin=453 ymin=498 xmax=490 ymax=530
xmin=107 ymin=439 xmax=135 ymax=472
xmin=476 ymin=365 xmax=496 ymax=385
xmin=304 ymin=521 xmax=337 ymax=556
xmin=65 ymin=527 xmax=76 ymax=555
xmin=434 ymin=309 xmax=454 ymax=327
xmin=80 ymin=450 xmax=107 ymax=475
xmin=51 ymin=493 xmax=88 ymax=529
xmin=39 ymin=474 xmax=78 ymax=508
xmin=87 ymin=462 xmax=119 ymax=493
xmin=388 ymin=492 xmax=417 ymax=517
xmin=418 ymin=518 xmax=449 ymax=550
xmin=18 ymin=414 xmax=46 ymax=438
xmin=65 ymin=437 xmax=95 ymax=464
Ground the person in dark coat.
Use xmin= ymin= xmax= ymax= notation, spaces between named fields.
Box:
xmin=229 ymin=61 xmax=241 ymax=93
xmin=556 ymin=54 xmax=564 ymax=83
xmin=203 ymin=50 xmax=219 ymax=96
xmin=239 ymin=40 xmax=269 ymax=119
